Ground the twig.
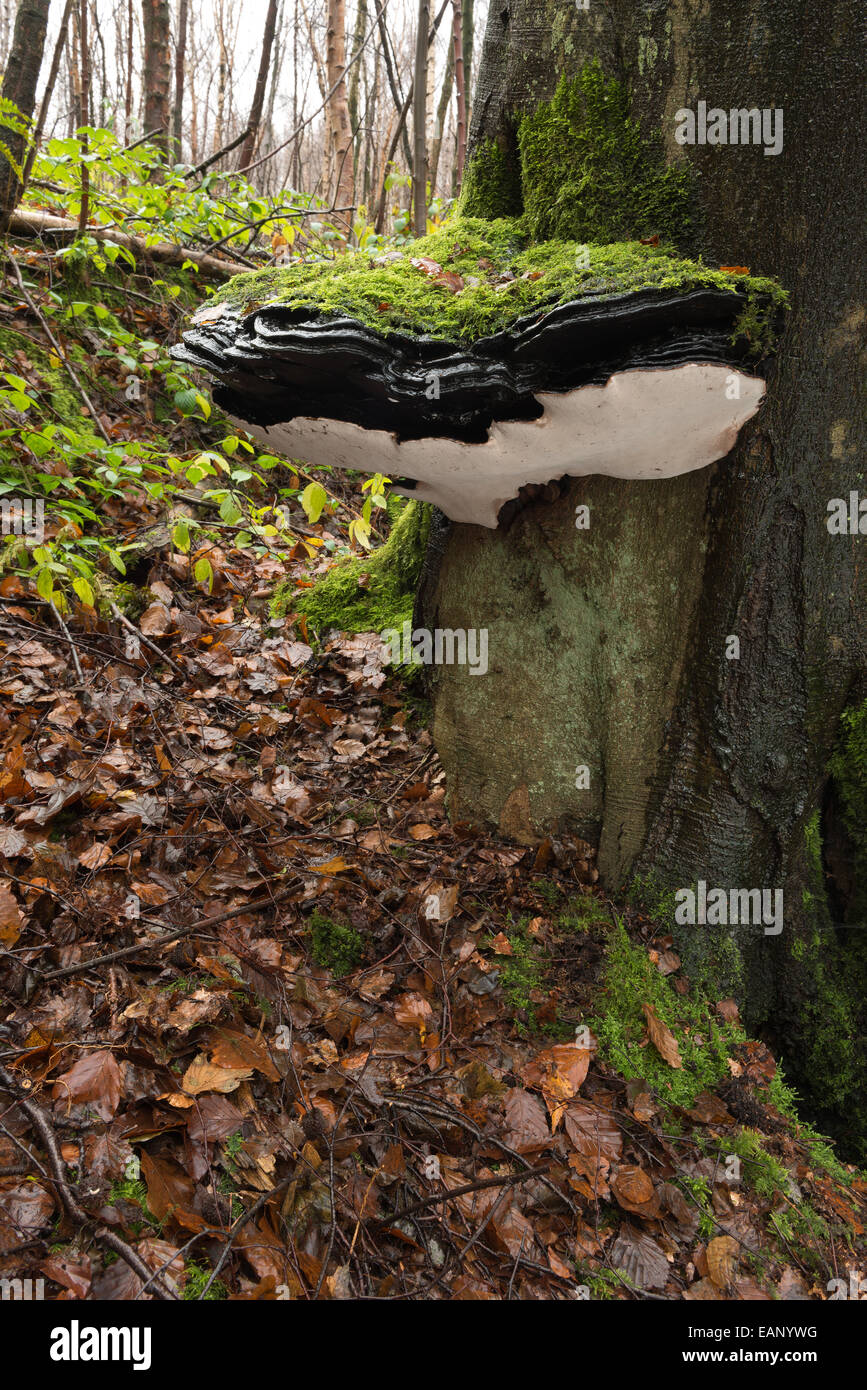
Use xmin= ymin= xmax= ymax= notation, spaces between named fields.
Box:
xmin=108 ymin=600 xmax=184 ymax=676
xmin=36 ymin=879 xmax=301 ymax=982
xmin=0 ymin=1065 xmax=178 ymax=1300
xmin=383 ymin=1164 xmax=553 ymax=1224
xmin=49 ymin=600 xmax=84 ymax=682
xmin=6 ymin=252 xmax=111 ymax=445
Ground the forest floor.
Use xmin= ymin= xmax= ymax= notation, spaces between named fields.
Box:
xmin=1 ymin=239 xmax=866 ymax=1304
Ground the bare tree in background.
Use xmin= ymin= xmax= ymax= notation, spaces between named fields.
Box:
xmin=0 ymin=0 xmax=50 ymax=232
xmin=412 ymin=0 xmax=429 ymax=234
xmin=142 ymin=0 xmax=171 ymax=154
xmin=172 ymin=0 xmax=188 ymax=156
xmin=428 ymin=36 xmax=451 ymax=196
xmin=21 ymin=0 xmax=75 ymax=191
xmin=325 ymin=0 xmax=354 ymax=219
xmin=123 ymin=0 xmax=134 ymax=140
xmin=450 ymin=0 xmax=465 ymax=182
xmin=237 ymin=0 xmax=279 ymax=168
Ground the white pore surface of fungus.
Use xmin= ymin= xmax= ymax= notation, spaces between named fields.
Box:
xmin=229 ymin=362 xmax=766 ymax=528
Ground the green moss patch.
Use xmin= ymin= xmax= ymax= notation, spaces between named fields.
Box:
xmin=276 ymin=499 xmax=429 ymax=637
xmin=310 ymin=911 xmax=364 ymax=976
xmin=517 ymin=65 xmax=693 ymax=245
xmin=590 ymin=914 xmax=746 ymax=1109
xmin=829 ymin=698 xmax=867 ymax=922
xmin=215 ymin=219 xmax=786 ymax=357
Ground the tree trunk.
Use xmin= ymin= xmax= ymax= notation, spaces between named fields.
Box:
xmin=460 ymin=0 xmax=472 ymax=129
xmin=419 ymin=0 xmax=867 ymax=1145
xmin=412 ymin=0 xmax=429 ymax=235
xmin=123 ymin=0 xmax=134 ymax=141
xmin=428 ymin=39 xmax=452 ymax=198
xmin=324 ymin=0 xmax=354 ymax=221
xmin=347 ymin=0 xmax=367 ymax=186
xmin=141 ymin=0 xmax=171 ymax=156
xmin=0 ymin=0 xmax=50 ymax=233
xmin=20 ymin=0 xmax=74 ymax=194
xmin=171 ymin=0 xmax=188 ymax=158
xmin=450 ymin=0 xmax=465 ymax=184
xmin=237 ymin=0 xmax=278 ymax=169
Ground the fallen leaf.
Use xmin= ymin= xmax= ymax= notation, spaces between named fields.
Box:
xmin=0 ymin=885 xmax=22 ymax=945
xmin=503 ymin=1088 xmax=550 ymax=1153
xmin=707 ymin=1234 xmax=739 ymax=1288
xmin=642 ymin=1002 xmax=683 ymax=1068
xmin=181 ymin=1053 xmax=252 ymax=1095
xmin=52 ymin=1051 xmax=122 ymax=1120
xmin=408 ymin=823 xmax=437 ymax=841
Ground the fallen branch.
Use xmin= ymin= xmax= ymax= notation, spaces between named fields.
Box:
xmin=6 ymin=207 xmax=250 ymax=279
xmin=0 ymin=1065 xmax=179 ymax=1300
xmin=36 ymin=879 xmax=301 ymax=982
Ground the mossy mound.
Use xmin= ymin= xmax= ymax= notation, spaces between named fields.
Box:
xmin=217 ymin=221 xmax=786 ymax=357
xmin=829 ymin=698 xmax=867 ymax=924
xmin=275 ymin=499 xmax=429 ymax=637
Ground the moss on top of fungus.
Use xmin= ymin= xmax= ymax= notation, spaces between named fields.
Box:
xmin=216 ymin=218 xmax=787 ymax=356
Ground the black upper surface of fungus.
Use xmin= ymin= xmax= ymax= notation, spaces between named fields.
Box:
xmin=174 ymin=285 xmax=772 ymax=445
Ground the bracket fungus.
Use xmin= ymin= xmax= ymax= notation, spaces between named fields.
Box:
xmin=174 ymin=230 xmax=783 ymax=528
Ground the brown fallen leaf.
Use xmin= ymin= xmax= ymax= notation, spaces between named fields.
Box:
xmin=642 ymin=1002 xmax=683 ymax=1068
xmin=181 ymin=1053 xmax=252 ymax=1095
xmin=52 ymin=1051 xmax=122 ymax=1120
xmin=139 ymin=601 xmax=171 ymax=636
xmin=408 ymin=823 xmax=437 ymax=841
xmin=609 ymin=1226 xmax=670 ymax=1290
xmin=564 ymin=1102 xmax=623 ymax=1160
xmin=422 ymin=881 xmax=459 ymax=922
xmin=707 ymin=1234 xmax=739 ymax=1288
xmin=503 ymin=1087 xmax=550 ymax=1153
xmin=611 ymin=1164 xmax=660 ymax=1216
xmin=78 ymin=842 xmax=113 ymax=871
xmin=0 ymin=885 xmax=22 ymax=946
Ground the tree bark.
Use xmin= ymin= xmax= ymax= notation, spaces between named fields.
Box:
xmin=324 ymin=0 xmax=354 ymax=221
xmin=412 ymin=0 xmax=430 ymax=235
xmin=419 ymin=0 xmax=867 ymax=1123
xmin=347 ymin=0 xmax=367 ymax=186
xmin=237 ymin=0 xmax=279 ymax=169
xmin=428 ymin=38 xmax=452 ymax=198
xmin=171 ymin=0 xmax=188 ymax=158
xmin=450 ymin=0 xmax=465 ymax=184
xmin=0 ymin=0 xmax=50 ymax=233
xmin=20 ymin=0 xmax=74 ymax=195
xmin=141 ymin=0 xmax=171 ymax=157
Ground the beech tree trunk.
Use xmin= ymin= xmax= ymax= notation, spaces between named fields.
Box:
xmin=412 ymin=0 xmax=430 ymax=234
xmin=324 ymin=0 xmax=354 ymax=220
xmin=141 ymin=0 xmax=171 ymax=156
xmin=171 ymin=0 xmax=188 ymax=158
xmin=420 ymin=0 xmax=866 ymax=1137
xmin=0 ymin=0 xmax=50 ymax=232
xmin=237 ymin=0 xmax=278 ymax=169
